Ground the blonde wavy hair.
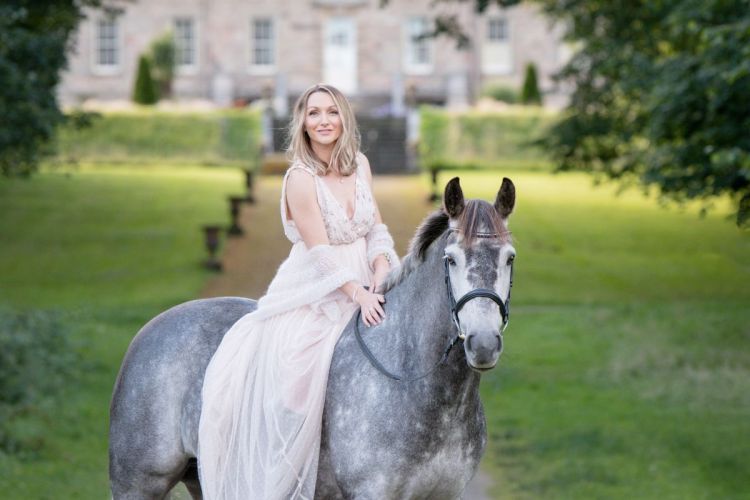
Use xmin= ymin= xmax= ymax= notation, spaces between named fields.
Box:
xmin=286 ymin=83 xmax=361 ymax=176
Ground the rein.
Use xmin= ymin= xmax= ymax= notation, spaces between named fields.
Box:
xmin=354 ymin=231 xmax=514 ymax=383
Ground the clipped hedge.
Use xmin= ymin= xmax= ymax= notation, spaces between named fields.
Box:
xmin=0 ymin=309 xmax=82 ymax=456
xmin=482 ymin=84 xmax=519 ymax=104
xmin=419 ymin=106 xmax=556 ymax=171
xmin=56 ymin=110 xmax=263 ymax=168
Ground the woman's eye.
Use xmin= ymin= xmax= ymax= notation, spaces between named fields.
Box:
xmin=330 ymin=110 xmax=338 ymax=115
xmin=308 ymin=111 xmax=318 ymax=116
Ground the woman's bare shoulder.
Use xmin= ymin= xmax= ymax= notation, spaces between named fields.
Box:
xmin=287 ymin=161 xmax=317 ymax=176
xmin=285 ymin=167 xmax=318 ymax=203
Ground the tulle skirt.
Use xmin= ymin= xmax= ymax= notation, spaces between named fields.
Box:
xmin=198 ymin=237 xmax=372 ymax=500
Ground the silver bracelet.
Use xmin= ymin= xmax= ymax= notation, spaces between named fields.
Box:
xmin=381 ymin=252 xmax=392 ymax=265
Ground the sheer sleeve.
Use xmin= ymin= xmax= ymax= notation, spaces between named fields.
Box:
xmin=365 ymin=223 xmax=400 ymax=271
xmin=253 ymin=244 xmax=358 ymax=321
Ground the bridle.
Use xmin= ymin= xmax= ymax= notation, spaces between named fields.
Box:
xmin=444 ymin=229 xmax=514 ymax=340
xmin=354 ymin=229 xmax=514 ymax=382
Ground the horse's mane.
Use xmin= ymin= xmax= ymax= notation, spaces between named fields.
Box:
xmin=382 ymin=210 xmax=449 ymax=292
xmin=382 ymin=200 xmax=510 ymax=293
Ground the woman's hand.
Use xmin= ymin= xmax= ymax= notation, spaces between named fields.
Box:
xmin=355 ymin=287 xmax=386 ymax=327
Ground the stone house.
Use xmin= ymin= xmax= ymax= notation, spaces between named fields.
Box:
xmin=59 ymin=0 xmax=570 ymax=113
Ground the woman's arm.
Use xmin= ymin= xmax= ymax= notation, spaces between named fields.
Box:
xmin=357 ymin=154 xmax=398 ymax=292
xmin=285 ymin=168 xmax=385 ymax=325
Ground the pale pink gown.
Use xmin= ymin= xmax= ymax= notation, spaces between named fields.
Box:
xmin=198 ymin=161 xmax=376 ymax=500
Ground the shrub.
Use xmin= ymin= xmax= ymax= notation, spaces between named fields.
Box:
xmin=521 ymin=62 xmax=542 ymax=105
xmin=0 ymin=309 xmax=82 ymax=455
xmin=418 ymin=106 xmax=554 ymax=171
xmin=149 ymin=32 xmax=175 ymax=99
xmin=55 ymin=110 xmax=263 ymax=168
xmin=482 ymin=84 xmax=518 ymax=104
xmin=132 ymin=55 xmax=158 ymax=105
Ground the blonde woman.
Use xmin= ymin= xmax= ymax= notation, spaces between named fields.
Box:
xmin=198 ymin=84 xmax=399 ymax=499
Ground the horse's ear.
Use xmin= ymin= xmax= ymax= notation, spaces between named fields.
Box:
xmin=494 ymin=177 xmax=515 ymax=219
xmin=443 ymin=177 xmax=465 ymax=218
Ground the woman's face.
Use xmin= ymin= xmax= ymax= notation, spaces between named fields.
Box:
xmin=304 ymin=91 xmax=342 ymax=148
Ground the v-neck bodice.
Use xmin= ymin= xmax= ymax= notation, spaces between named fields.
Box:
xmin=281 ymin=155 xmax=376 ymax=245
xmin=316 ymin=173 xmax=359 ymax=221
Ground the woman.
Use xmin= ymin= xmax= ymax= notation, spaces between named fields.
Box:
xmin=198 ymin=83 xmax=400 ymax=499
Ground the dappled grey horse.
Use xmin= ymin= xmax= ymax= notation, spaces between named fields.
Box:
xmin=110 ymin=177 xmax=516 ymax=499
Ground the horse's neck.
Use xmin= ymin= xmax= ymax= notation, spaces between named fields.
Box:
xmin=385 ymin=241 xmax=479 ymax=397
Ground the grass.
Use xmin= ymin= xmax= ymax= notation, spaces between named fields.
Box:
xmin=0 ymin=164 xmax=244 ymax=497
xmin=440 ymin=171 xmax=750 ymax=499
xmin=0 ymin=165 xmax=747 ymax=498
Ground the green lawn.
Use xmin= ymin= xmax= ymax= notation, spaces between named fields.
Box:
xmin=442 ymin=172 xmax=750 ymax=499
xmin=0 ymin=165 xmax=243 ymax=498
xmin=0 ymin=166 xmax=747 ymax=498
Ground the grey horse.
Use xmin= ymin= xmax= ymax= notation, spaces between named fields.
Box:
xmin=109 ymin=177 xmax=516 ymax=499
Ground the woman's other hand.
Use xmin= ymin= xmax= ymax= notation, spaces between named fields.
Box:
xmin=356 ymin=288 xmax=386 ymax=327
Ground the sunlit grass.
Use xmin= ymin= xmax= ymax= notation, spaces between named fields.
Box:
xmin=0 ymin=164 xmax=243 ymax=497
xmin=440 ymin=171 xmax=749 ymax=499
xmin=0 ymin=166 xmax=747 ymax=498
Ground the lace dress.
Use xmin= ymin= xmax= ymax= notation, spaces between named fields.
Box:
xmin=198 ymin=159 xmax=376 ymax=500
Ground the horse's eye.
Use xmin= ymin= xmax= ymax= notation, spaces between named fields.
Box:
xmin=445 ymin=255 xmax=456 ymax=266
xmin=507 ymin=254 xmax=515 ymax=266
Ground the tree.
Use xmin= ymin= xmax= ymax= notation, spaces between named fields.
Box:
xmin=149 ymin=31 xmax=175 ymax=100
xmin=386 ymin=0 xmax=750 ymax=225
xmin=521 ymin=62 xmax=542 ymax=105
xmin=0 ymin=1 xmax=115 ymax=177
xmin=132 ymin=55 xmax=157 ymax=105
xmin=537 ymin=0 xmax=750 ymax=226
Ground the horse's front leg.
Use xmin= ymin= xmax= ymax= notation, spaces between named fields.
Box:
xmin=315 ymin=441 xmax=346 ymax=500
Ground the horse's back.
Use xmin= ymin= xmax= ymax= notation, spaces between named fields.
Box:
xmin=109 ymin=296 xmax=256 ymax=492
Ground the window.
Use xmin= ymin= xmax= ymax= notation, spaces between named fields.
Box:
xmin=95 ymin=18 xmax=119 ymax=69
xmin=488 ymin=18 xmax=508 ymax=42
xmin=174 ymin=18 xmax=196 ymax=68
xmin=252 ymin=18 xmax=275 ymax=67
xmin=404 ymin=17 xmax=432 ymax=74
xmin=482 ymin=16 xmax=512 ymax=75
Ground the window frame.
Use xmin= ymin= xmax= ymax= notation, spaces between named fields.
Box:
xmin=91 ymin=16 xmax=122 ymax=75
xmin=249 ymin=16 xmax=277 ymax=75
xmin=174 ymin=16 xmax=199 ymax=74
xmin=488 ymin=17 xmax=509 ymax=42
xmin=482 ymin=15 xmax=513 ymax=75
xmin=403 ymin=16 xmax=433 ymax=76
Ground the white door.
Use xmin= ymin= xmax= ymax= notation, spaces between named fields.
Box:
xmin=324 ymin=17 xmax=357 ymax=94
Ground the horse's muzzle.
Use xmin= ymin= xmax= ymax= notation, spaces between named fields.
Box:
xmin=464 ymin=331 xmax=503 ymax=371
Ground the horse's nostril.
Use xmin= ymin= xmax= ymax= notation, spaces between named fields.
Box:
xmin=466 ymin=335 xmax=473 ymax=351
xmin=496 ymin=335 xmax=502 ymax=351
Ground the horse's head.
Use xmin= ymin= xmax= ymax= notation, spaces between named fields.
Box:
xmin=442 ymin=177 xmax=516 ymax=372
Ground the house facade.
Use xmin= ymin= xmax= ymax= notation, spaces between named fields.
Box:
xmin=59 ymin=0 xmax=569 ymax=113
